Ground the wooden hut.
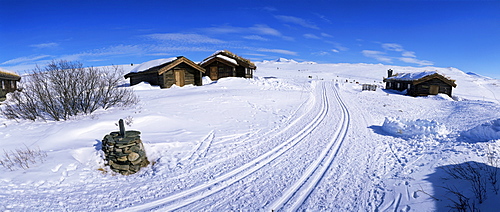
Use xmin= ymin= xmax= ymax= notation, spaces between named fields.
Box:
xmin=0 ymin=70 xmax=21 ymax=99
xmin=383 ymin=69 xmax=457 ymax=97
xmin=199 ymin=50 xmax=256 ymax=80
xmin=124 ymin=56 xmax=205 ymax=88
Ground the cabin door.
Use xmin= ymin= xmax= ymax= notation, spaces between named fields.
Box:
xmin=210 ymin=66 xmax=218 ymax=80
xmin=429 ymin=85 xmax=439 ymax=95
xmin=174 ymin=69 xmax=185 ymax=87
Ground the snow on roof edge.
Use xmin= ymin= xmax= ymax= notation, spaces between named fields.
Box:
xmin=129 ymin=57 xmax=178 ymax=73
xmin=387 ymin=71 xmax=439 ymax=81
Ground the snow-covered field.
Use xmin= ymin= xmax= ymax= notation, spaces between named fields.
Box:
xmin=1 ymin=60 xmax=500 ymax=211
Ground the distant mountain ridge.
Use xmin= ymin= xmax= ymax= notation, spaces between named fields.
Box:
xmin=260 ymin=58 xmax=317 ymax=65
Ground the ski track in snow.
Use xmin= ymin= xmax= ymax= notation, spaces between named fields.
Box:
xmin=268 ymin=83 xmax=350 ymax=211
xmin=123 ymin=82 xmax=349 ymax=211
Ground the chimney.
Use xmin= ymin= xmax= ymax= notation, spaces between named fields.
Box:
xmin=388 ymin=69 xmax=393 ymax=78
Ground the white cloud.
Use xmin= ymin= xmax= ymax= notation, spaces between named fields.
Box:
xmin=399 ymin=57 xmax=434 ymax=66
xmin=321 ymin=33 xmax=333 ymax=38
xmin=262 ymin=7 xmax=277 ymax=12
xmin=149 ymin=46 xmax=213 ymax=53
xmin=402 ymin=51 xmax=416 ymax=58
xmin=255 ymin=48 xmax=297 ymax=56
xmin=382 ymin=43 xmax=404 ymax=52
xmin=304 ymin=34 xmax=321 ymax=39
xmin=315 ymin=13 xmax=332 ymax=24
xmin=146 ymin=33 xmax=225 ymax=44
xmin=30 ymin=42 xmax=59 ymax=48
xmin=243 ymin=35 xmax=269 ymax=41
xmin=332 ymin=49 xmax=340 ymax=53
xmin=249 ymin=24 xmax=282 ymax=37
xmin=203 ymin=25 xmax=244 ymax=34
xmin=326 ymin=41 xmax=349 ymax=51
xmin=313 ymin=51 xmax=330 ymax=56
xmin=275 ymin=15 xmax=319 ymax=29
xmin=377 ymin=43 xmax=433 ymax=66
xmin=361 ymin=50 xmax=393 ymax=63
xmin=1 ymin=55 xmax=52 ymax=65
xmin=202 ymin=24 xmax=293 ymax=41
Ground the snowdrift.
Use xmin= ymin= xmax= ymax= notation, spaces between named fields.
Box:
xmin=461 ymin=118 xmax=500 ymax=142
xmin=382 ymin=117 xmax=450 ymax=138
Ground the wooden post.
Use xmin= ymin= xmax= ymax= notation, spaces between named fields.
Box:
xmin=119 ymin=119 xmax=125 ymax=137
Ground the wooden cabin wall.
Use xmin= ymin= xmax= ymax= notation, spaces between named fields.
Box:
xmin=162 ymin=63 xmax=202 ymax=88
xmin=245 ymin=68 xmax=253 ymax=78
xmin=129 ymin=72 xmax=161 ymax=87
xmin=413 ymin=78 xmax=453 ymax=96
xmin=203 ymin=61 xmax=235 ymax=80
xmin=0 ymin=79 xmax=19 ymax=98
xmin=235 ymin=66 xmax=245 ymax=78
xmin=386 ymin=81 xmax=412 ymax=92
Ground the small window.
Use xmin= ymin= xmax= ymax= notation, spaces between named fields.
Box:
xmin=396 ymin=83 xmax=400 ymax=89
xmin=407 ymin=84 xmax=411 ymax=89
xmin=1 ymin=81 xmax=5 ymax=90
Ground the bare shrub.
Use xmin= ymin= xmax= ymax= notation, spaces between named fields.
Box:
xmin=0 ymin=60 xmax=138 ymax=121
xmin=0 ymin=145 xmax=48 ymax=171
xmin=442 ymin=186 xmax=478 ymax=212
xmin=442 ymin=161 xmax=488 ymax=204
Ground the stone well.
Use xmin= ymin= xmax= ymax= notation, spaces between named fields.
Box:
xmin=101 ymin=120 xmax=149 ymax=175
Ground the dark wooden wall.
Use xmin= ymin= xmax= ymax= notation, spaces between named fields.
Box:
xmin=386 ymin=78 xmax=453 ymax=97
xmin=1 ymin=79 xmax=19 ymax=98
xmin=411 ymin=78 xmax=453 ymax=96
xmin=235 ymin=66 xmax=253 ymax=78
xmin=129 ymin=72 xmax=161 ymax=87
xmin=203 ymin=61 xmax=235 ymax=80
xmin=162 ymin=63 xmax=202 ymax=88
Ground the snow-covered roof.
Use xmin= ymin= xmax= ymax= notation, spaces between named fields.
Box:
xmin=0 ymin=68 xmax=21 ymax=80
xmin=200 ymin=54 xmax=237 ymax=66
xmin=387 ymin=71 xmax=438 ymax=81
xmin=216 ymin=54 xmax=238 ymax=65
xmin=200 ymin=50 xmax=256 ymax=68
xmin=129 ymin=57 xmax=178 ymax=73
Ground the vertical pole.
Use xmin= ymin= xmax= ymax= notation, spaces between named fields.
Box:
xmin=119 ymin=119 xmax=125 ymax=137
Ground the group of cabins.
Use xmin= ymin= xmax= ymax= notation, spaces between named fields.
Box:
xmin=0 ymin=50 xmax=458 ymax=101
xmin=125 ymin=50 xmax=458 ymax=97
xmin=125 ymin=50 xmax=256 ymax=89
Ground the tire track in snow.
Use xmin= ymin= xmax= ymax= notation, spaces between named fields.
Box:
xmin=121 ymin=82 xmax=330 ymax=212
xmin=268 ymin=82 xmax=350 ymax=211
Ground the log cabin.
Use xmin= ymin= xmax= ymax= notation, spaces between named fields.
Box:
xmin=383 ymin=69 xmax=457 ymax=97
xmin=124 ymin=56 xmax=205 ymax=88
xmin=199 ymin=50 xmax=256 ymax=80
xmin=0 ymin=70 xmax=21 ymax=99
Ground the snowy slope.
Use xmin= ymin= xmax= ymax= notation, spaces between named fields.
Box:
xmin=1 ymin=61 xmax=500 ymax=211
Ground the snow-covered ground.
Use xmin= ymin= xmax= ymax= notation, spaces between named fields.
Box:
xmin=1 ymin=60 xmax=500 ymax=211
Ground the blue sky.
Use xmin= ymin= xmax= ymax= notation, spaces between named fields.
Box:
xmin=1 ymin=0 xmax=499 ymax=78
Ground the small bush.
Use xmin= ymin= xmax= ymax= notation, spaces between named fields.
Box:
xmin=0 ymin=60 xmax=138 ymax=121
xmin=0 ymin=145 xmax=48 ymax=171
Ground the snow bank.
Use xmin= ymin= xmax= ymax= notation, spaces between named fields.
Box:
xmin=420 ymin=93 xmax=454 ymax=101
xmin=202 ymin=76 xmax=213 ymax=85
xmin=131 ymin=82 xmax=161 ymax=90
xmin=382 ymin=117 xmax=450 ymax=138
xmin=461 ymin=118 xmax=500 ymax=142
